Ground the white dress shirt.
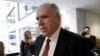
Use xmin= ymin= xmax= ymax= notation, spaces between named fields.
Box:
xmin=39 ymin=27 xmax=61 ymax=56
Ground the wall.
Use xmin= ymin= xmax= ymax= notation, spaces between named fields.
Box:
xmin=76 ymin=9 xmax=86 ymax=34
xmin=61 ymin=9 xmax=77 ymax=33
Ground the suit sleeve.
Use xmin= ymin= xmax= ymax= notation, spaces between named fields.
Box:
xmin=90 ymin=35 xmax=96 ymax=47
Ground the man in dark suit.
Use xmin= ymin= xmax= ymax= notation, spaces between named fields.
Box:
xmin=34 ymin=3 xmax=94 ymax=56
xmin=81 ymin=26 xmax=96 ymax=48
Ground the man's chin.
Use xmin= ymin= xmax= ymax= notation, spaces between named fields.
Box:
xmin=41 ymin=32 xmax=47 ymax=36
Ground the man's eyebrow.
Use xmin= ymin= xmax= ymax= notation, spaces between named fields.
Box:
xmin=41 ymin=15 xmax=48 ymax=18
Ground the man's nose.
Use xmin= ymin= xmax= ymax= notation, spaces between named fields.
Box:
xmin=38 ymin=18 xmax=44 ymax=25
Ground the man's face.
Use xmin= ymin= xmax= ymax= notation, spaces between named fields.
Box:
xmin=36 ymin=5 xmax=60 ymax=37
xmin=83 ymin=28 xmax=90 ymax=34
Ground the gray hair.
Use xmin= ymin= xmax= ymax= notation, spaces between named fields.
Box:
xmin=50 ymin=3 xmax=61 ymax=16
xmin=41 ymin=3 xmax=61 ymax=16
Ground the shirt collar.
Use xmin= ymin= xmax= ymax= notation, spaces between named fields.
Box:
xmin=46 ymin=27 xmax=61 ymax=41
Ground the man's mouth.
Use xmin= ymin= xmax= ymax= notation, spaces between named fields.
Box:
xmin=40 ymin=28 xmax=46 ymax=31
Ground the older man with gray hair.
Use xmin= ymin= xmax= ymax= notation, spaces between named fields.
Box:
xmin=34 ymin=3 xmax=94 ymax=56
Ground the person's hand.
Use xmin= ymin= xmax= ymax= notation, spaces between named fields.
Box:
xmin=85 ymin=34 xmax=90 ymax=38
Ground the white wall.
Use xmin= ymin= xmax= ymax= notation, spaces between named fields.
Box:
xmin=61 ymin=9 xmax=77 ymax=33
xmin=77 ymin=9 xmax=86 ymax=34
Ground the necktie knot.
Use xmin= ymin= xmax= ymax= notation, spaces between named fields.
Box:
xmin=46 ymin=39 xmax=51 ymax=43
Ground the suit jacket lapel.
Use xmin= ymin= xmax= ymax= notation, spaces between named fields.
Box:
xmin=35 ymin=35 xmax=45 ymax=56
xmin=53 ymin=28 xmax=69 ymax=56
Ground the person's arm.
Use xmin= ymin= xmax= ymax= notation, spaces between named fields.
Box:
xmin=90 ymin=35 xmax=96 ymax=47
xmin=83 ymin=35 xmax=96 ymax=48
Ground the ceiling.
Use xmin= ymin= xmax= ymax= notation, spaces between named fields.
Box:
xmin=3 ymin=0 xmax=100 ymax=14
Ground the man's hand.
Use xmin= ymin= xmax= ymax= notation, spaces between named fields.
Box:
xmin=85 ymin=34 xmax=90 ymax=38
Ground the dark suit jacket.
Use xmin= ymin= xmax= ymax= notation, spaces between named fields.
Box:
xmin=81 ymin=32 xmax=96 ymax=48
xmin=89 ymin=35 xmax=96 ymax=47
xmin=34 ymin=28 xmax=94 ymax=56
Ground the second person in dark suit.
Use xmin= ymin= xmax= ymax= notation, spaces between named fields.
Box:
xmin=81 ymin=26 xmax=96 ymax=48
